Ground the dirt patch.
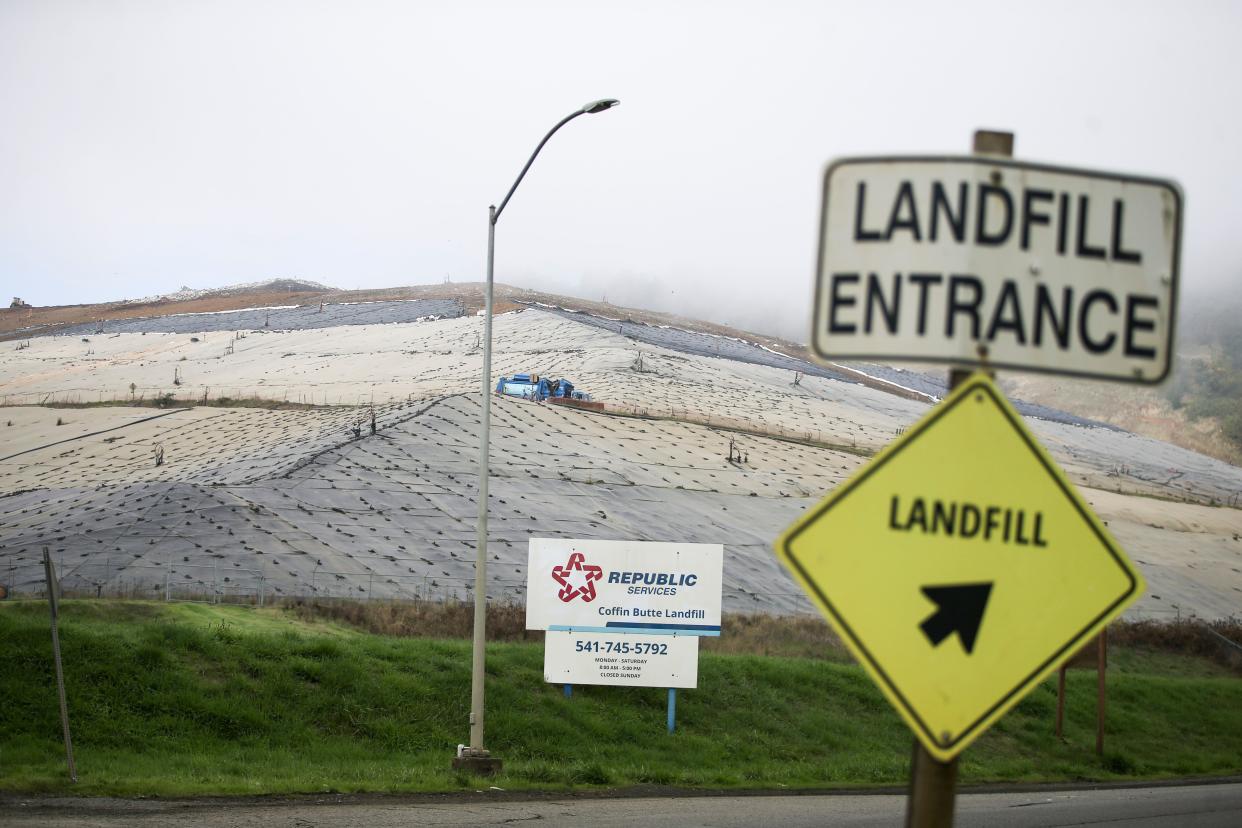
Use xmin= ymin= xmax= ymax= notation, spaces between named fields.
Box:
xmin=1 ymin=283 xmax=485 ymax=340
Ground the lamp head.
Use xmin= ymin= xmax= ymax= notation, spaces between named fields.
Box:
xmin=582 ymin=98 xmax=620 ymax=114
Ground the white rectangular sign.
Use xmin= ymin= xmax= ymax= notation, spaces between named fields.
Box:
xmin=813 ymin=156 xmax=1182 ymax=383
xmin=526 ymin=539 xmax=723 ymax=636
xmin=543 ymin=630 xmax=699 ymax=689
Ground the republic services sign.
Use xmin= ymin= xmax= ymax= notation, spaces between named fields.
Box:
xmin=812 ymin=157 xmax=1182 ymax=383
xmin=526 ymin=539 xmax=723 ymax=636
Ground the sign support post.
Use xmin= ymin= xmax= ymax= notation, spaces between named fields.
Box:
xmin=1053 ymin=630 xmax=1108 ymax=750
xmin=1056 ymin=664 xmax=1068 ymax=739
xmin=904 ymin=129 xmax=1014 ymax=828
xmin=43 ymin=547 xmax=77 ymax=784
xmin=667 ymin=688 xmax=677 ymax=734
xmin=1096 ymin=628 xmax=1108 ymax=757
xmin=907 ymin=740 xmax=957 ymax=827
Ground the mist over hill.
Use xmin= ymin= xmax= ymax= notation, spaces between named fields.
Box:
xmin=1165 ymin=287 xmax=1242 ymax=456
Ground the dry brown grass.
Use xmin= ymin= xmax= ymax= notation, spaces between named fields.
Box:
xmin=278 ymin=598 xmax=1242 ymax=674
xmin=281 ymin=599 xmax=853 ymax=659
xmin=0 ymin=290 xmax=329 ymax=339
xmin=283 ymin=597 xmax=541 ymax=642
xmin=602 ymin=403 xmax=875 ymax=456
xmin=39 ymin=395 xmax=321 ymax=411
xmin=1110 ymin=617 xmax=1242 ymax=672
xmin=277 ymin=600 xmax=847 ymax=662
xmin=0 ymin=282 xmax=481 ymax=339
xmin=703 ymin=612 xmax=848 ymax=660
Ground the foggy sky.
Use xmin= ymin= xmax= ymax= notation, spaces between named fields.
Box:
xmin=2 ymin=0 xmax=1240 ymax=341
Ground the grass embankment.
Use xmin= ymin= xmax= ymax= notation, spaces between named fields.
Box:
xmin=1 ymin=600 xmax=1240 ymax=797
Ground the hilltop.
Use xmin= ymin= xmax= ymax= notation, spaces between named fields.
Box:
xmin=7 ymin=280 xmax=1241 ymax=465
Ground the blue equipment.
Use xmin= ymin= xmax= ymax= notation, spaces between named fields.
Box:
xmin=494 ymin=373 xmax=591 ymax=402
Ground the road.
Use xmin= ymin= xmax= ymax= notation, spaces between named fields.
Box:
xmin=3 ymin=783 xmax=1241 ymax=827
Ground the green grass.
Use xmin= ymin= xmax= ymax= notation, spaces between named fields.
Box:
xmin=1 ymin=600 xmax=1239 ymax=796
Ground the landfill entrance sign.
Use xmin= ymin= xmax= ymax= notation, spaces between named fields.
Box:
xmin=812 ymin=157 xmax=1182 ymax=383
xmin=775 ymin=373 xmax=1143 ymax=761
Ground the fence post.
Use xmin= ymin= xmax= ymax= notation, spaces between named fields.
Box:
xmin=43 ymin=548 xmax=77 ymax=783
xmin=1096 ymin=629 xmax=1108 ymax=757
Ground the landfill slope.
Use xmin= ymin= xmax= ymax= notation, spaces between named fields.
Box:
xmin=2 ymin=303 xmax=1240 ymax=619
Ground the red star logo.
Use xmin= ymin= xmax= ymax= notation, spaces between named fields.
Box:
xmin=552 ymin=552 xmax=603 ymax=603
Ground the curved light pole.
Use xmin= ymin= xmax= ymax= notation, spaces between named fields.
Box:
xmin=458 ymin=98 xmax=620 ymax=773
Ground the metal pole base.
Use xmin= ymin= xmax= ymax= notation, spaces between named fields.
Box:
xmin=905 ymin=741 xmax=957 ymax=827
xmin=452 ymin=747 xmax=503 ymax=776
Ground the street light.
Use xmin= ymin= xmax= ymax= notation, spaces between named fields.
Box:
xmin=455 ymin=98 xmax=620 ymax=775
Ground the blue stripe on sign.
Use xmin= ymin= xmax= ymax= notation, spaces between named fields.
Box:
xmin=607 ymin=621 xmax=721 ymax=632
xmin=547 ymin=624 xmax=721 ymax=637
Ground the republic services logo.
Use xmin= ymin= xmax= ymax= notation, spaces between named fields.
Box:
xmin=552 ymin=551 xmax=603 ymax=603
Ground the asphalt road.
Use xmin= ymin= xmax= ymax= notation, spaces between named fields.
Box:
xmin=3 ymin=783 xmax=1241 ymax=827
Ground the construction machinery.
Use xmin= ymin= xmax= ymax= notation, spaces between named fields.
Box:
xmin=494 ymin=373 xmax=591 ymax=402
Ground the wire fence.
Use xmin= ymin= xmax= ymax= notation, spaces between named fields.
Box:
xmin=2 ymin=533 xmax=1232 ymax=626
xmin=604 ymin=401 xmax=872 ymax=454
xmin=4 ymin=557 xmax=1214 ymax=627
xmin=5 ymin=549 xmax=1240 ymax=672
xmin=0 ymin=552 xmax=823 ymax=616
xmin=6 ymin=569 xmax=1240 ymax=675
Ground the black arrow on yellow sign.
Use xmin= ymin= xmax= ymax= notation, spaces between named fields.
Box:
xmin=920 ymin=583 xmax=993 ymax=654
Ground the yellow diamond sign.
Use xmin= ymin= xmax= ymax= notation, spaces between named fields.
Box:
xmin=775 ymin=372 xmax=1144 ymax=761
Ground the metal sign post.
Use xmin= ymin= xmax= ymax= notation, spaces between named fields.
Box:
xmin=42 ymin=547 xmax=77 ymax=784
xmin=905 ymin=129 xmax=1012 ymax=828
xmin=1054 ymin=628 xmax=1109 ymax=754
